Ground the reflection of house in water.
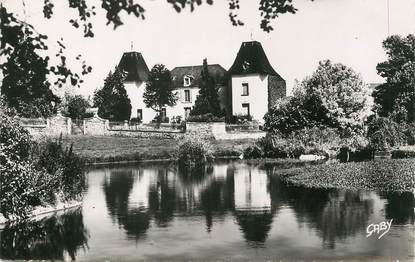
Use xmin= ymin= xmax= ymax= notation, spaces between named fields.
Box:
xmin=231 ymin=163 xmax=275 ymax=245
xmin=128 ymin=169 xmax=156 ymax=211
xmin=234 ymin=167 xmax=271 ymax=211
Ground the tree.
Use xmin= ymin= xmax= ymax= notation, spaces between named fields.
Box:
xmin=61 ymin=93 xmax=91 ymax=119
xmin=0 ymin=40 xmax=60 ymax=118
xmin=143 ymin=64 xmax=177 ymax=122
xmin=190 ymin=59 xmax=222 ymax=117
xmin=93 ymin=67 xmax=131 ymax=121
xmin=0 ymin=1 xmax=315 ymax=119
xmin=264 ymin=60 xmax=371 ymax=135
xmin=374 ymin=34 xmax=415 ymax=123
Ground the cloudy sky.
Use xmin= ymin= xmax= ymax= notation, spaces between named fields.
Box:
xmin=4 ymin=0 xmax=415 ymax=96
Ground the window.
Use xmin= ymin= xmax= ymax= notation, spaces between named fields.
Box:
xmin=161 ymin=108 xmax=167 ymax=119
xmin=184 ymin=75 xmax=194 ymax=87
xmin=137 ymin=109 xmax=143 ymax=120
xmin=184 ymin=90 xmax=191 ymax=102
xmin=242 ymin=83 xmax=249 ymax=96
xmin=242 ymin=103 xmax=250 ymax=116
xmin=184 ymin=107 xmax=192 ymax=119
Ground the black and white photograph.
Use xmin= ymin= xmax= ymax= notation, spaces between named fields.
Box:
xmin=0 ymin=0 xmax=414 ymax=261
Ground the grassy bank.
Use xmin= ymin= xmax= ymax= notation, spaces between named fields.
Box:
xmin=281 ymin=158 xmax=415 ymax=192
xmin=60 ymin=135 xmax=255 ymax=164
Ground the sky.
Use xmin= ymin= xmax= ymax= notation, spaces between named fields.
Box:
xmin=3 ymin=0 xmax=415 ymax=97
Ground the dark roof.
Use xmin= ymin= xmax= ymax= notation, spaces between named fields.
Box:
xmin=229 ymin=41 xmax=283 ymax=80
xmin=171 ymin=64 xmax=227 ymax=88
xmin=118 ymin=52 xmax=150 ymax=82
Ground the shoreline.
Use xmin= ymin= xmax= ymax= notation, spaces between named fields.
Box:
xmin=0 ymin=201 xmax=82 ymax=228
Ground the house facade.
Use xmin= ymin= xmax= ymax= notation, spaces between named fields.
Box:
xmin=116 ymin=41 xmax=285 ymax=123
xmin=117 ymin=51 xmax=156 ymax=123
xmin=169 ymin=64 xmax=228 ymax=121
xmin=229 ymin=41 xmax=286 ymax=122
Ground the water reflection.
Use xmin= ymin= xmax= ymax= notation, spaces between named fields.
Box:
xmin=102 ymin=162 xmax=414 ymax=251
xmin=3 ymin=161 xmax=413 ymax=260
xmin=0 ymin=208 xmax=88 ymax=261
xmin=268 ymin=174 xmax=379 ymax=248
xmin=381 ymin=191 xmax=415 ymax=225
xmin=102 ymin=169 xmax=150 ymax=239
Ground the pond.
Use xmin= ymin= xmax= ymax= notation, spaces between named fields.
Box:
xmin=1 ymin=160 xmax=414 ymax=260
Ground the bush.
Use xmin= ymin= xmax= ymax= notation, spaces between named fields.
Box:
xmin=403 ymin=123 xmax=415 ymax=145
xmin=367 ymin=117 xmax=405 ymax=150
xmin=176 ymin=136 xmax=214 ymax=167
xmin=61 ymin=94 xmax=90 ymax=119
xmin=186 ymin=113 xmax=224 ymax=122
xmin=226 ymin=114 xmax=253 ymax=124
xmin=0 ymin=101 xmax=56 ymax=219
xmin=263 ymin=97 xmax=310 ymax=135
xmin=255 ymin=134 xmax=305 ymax=159
xmin=0 ymin=99 xmax=87 ymax=219
xmin=33 ymin=137 xmax=87 ymax=201
xmin=130 ymin=117 xmax=142 ymax=125
xmin=391 ymin=149 xmax=415 ymax=159
xmin=0 ymin=100 xmax=33 ymax=161
xmin=245 ymin=127 xmax=346 ymax=160
xmin=243 ymin=144 xmax=264 ymax=159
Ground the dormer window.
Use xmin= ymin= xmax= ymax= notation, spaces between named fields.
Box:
xmin=184 ymin=75 xmax=194 ymax=87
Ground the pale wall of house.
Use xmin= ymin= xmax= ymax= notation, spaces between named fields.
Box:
xmin=125 ymin=82 xmax=229 ymax=123
xmin=166 ymin=87 xmax=200 ymax=120
xmin=124 ymin=81 xmax=157 ymax=123
xmin=231 ymin=74 xmax=269 ymax=122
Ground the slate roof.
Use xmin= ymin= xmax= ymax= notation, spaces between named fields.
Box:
xmin=118 ymin=52 xmax=150 ymax=82
xmin=171 ymin=64 xmax=227 ymax=88
xmin=229 ymin=41 xmax=283 ymax=80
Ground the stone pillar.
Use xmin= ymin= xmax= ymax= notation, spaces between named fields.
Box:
xmin=67 ymin=118 xmax=72 ymax=135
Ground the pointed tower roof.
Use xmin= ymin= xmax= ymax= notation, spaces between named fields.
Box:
xmin=229 ymin=41 xmax=283 ymax=79
xmin=118 ymin=51 xmax=150 ymax=82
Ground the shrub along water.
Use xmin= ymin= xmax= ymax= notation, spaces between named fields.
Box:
xmin=0 ymin=100 xmax=87 ymax=220
xmin=243 ymin=127 xmax=367 ymax=160
xmin=176 ymin=136 xmax=214 ymax=168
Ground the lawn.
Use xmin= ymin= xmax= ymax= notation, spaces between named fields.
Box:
xmin=61 ymin=135 xmax=256 ymax=164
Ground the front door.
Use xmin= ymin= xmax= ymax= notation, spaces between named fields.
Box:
xmin=184 ymin=107 xmax=191 ymax=119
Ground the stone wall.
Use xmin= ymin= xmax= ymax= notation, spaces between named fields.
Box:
xmin=214 ymin=130 xmax=266 ymax=140
xmin=107 ymin=129 xmax=184 ymax=139
xmin=21 ymin=114 xmax=71 ymax=137
xmin=186 ymin=121 xmax=266 ymax=140
xmin=268 ymin=76 xmax=286 ymax=108
xmin=21 ymin=116 xmax=264 ymax=140
xmin=83 ymin=115 xmax=109 ymax=136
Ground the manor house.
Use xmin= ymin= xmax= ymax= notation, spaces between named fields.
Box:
xmin=117 ymin=41 xmax=286 ymax=123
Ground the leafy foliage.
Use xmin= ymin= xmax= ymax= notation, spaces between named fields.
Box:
xmin=35 ymin=0 xmax=314 ymax=36
xmin=186 ymin=113 xmax=224 ymax=122
xmin=374 ymin=34 xmax=415 ymax=123
xmin=144 ymin=64 xmax=177 ymax=122
xmin=244 ymin=127 xmax=368 ymax=160
xmin=177 ymin=135 xmax=214 ymax=167
xmin=93 ymin=67 xmax=132 ymax=121
xmin=1 ymin=39 xmax=60 ymax=118
xmin=264 ymin=60 xmax=371 ymax=135
xmin=0 ymin=6 xmax=91 ymax=89
xmin=0 ymin=101 xmax=86 ymax=219
xmin=367 ymin=117 xmax=406 ymax=151
xmin=61 ymin=93 xmax=91 ymax=119
xmin=33 ymin=137 xmax=87 ymax=202
xmin=190 ymin=59 xmax=222 ymax=117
